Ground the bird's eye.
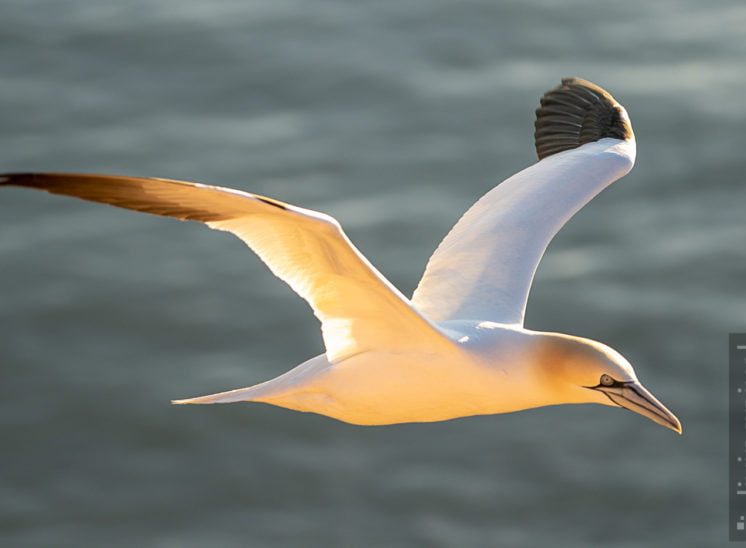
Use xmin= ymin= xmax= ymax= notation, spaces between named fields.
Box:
xmin=600 ymin=374 xmax=615 ymax=386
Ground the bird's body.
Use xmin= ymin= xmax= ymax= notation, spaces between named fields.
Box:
xmin=0 ymin=78 xmax=682 ymax=433
xmin=190 ymin=322 xmax=528 ymax=426
xmin=208 ymin=324 xmax=622 ymax=426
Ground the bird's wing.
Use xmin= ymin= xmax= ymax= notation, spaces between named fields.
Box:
xmin=411 ymin=78 xmax=636 ymax=326
xmin=0 ymin=173 xmax=454 ymax=362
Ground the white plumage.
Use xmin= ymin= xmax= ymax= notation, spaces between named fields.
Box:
xmin=0 ymin=78 xmax=681 ymax=433
xmin=412 ymin=137 xmax=635 ymax=325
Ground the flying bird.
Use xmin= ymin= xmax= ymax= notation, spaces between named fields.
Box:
xmin=0 ymin=78 xmax=681 ymax=433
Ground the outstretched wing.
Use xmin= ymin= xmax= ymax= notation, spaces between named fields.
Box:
xmin=411 ymin=78 xmax=636 ymax=326
xmin=0 ymin=173 xmax=453 ymax=362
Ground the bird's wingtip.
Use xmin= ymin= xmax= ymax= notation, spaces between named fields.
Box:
xmin=0 ymin=173 xmax=49 ymax=187
xmin=534 ymin=77 xmax=633 ymax=160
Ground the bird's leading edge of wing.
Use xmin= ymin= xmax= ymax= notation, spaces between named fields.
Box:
xmin=0 ymin=173 xmax=453 ymax=362
xmin=411 ymin=78 xmax=636 ymax=326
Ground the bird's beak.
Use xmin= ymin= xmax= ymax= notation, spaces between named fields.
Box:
xmin=593 ymin=381 xmax=682 ymax=434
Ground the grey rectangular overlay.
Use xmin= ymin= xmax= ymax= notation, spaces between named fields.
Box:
xmin=730 ymin=334 xmax=746 ymax=541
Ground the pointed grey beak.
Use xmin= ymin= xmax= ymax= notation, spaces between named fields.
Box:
xmin=594 ymin=381 xmax=682 ymax=434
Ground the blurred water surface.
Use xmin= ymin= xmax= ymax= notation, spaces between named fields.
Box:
xmin=1 ymin=0 xmax=745 ymax=546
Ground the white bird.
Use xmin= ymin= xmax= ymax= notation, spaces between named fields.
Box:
xmin=0 ymin=77 xmax=681 ymax=433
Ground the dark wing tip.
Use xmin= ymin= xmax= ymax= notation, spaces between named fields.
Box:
xmin=0 ymin=173 xmax=41 ymax=186
xmin=0 ymin=172 xmax=114 ymax=189
xmin=0 ymin=172 xmax=233 ymax=222
xmin=534 ymin=77 xmax=633 ymax=160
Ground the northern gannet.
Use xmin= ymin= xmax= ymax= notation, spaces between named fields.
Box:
xmin=0 ymin=78 xmax=681 ymax=433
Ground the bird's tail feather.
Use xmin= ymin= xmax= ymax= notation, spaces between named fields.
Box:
xmin=171 ymin=353 xmax=332 ymax=405
xmin=171 ymin=384 xmax=266 ymax=405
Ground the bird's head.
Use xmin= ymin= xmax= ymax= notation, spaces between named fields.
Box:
xmin=534 ymin=333 xmax=681 ymax=434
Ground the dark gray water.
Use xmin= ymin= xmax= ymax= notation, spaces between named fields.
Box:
xmin=1 ymin=1 xmax=744 ymax=546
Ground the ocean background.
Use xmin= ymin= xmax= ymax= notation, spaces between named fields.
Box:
xmin=1 ymin=1 xmax=744 ymax=546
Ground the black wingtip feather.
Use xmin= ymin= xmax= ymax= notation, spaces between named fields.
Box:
xmin=0 ymin=172 xmax=235 ymax=222
xmin=534 ymin=77 xmax=633 ymax=160
xmin=0 ymin=173 xmax=37 ymax=186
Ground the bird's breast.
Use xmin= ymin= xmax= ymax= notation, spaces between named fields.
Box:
xmin=265 ymin=325 xmax=545 ymax=425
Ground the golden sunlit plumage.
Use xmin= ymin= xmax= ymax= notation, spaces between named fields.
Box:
xmin=0 ymin=78 xmax=681 ymax=433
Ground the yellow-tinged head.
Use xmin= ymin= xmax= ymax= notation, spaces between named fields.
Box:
xmin=534 ymin=332 xmax=681 ymax=434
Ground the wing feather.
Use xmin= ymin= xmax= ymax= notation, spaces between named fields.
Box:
xmin=411 ymin=78 xmax=636 ymax=325
xmin=0 ymin=173 xmax=453 ymax=361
